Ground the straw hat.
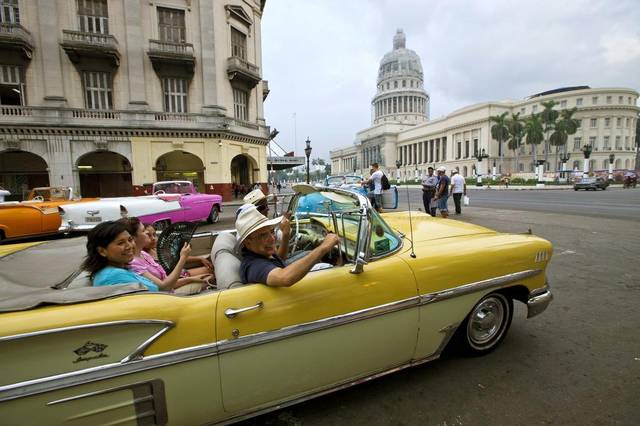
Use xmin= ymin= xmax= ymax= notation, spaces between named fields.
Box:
xmin=235 ymin=204 xmax=282 ymax=247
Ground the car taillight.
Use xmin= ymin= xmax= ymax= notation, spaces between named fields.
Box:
xmin=120 ymin=205 xmax=128 ymax=217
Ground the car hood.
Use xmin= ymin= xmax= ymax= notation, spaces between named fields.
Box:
xmin=382 ymin=211 xmax=497 ymax=242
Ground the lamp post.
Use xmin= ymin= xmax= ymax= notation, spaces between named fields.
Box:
xmin=304 ymin=137 xmax=312 ymax=184
xmin=559 ymin=153 xmax=571 ymax=181
xmin=608 ymin=153 xmax=615 ymax=182
xmin=473 ymin=148 xmax=489 ymax=186
xmin=581 ymin=144 xmax=592 ymax=178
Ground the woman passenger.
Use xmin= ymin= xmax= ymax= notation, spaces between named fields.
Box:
xmin=82 ymin=221 xmax=159 ymax=291
xmin=124 ymin=218 xmax=212 ymax=292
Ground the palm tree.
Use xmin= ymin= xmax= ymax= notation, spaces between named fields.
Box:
xmin=540 ymin=100 xmax=559 ymax=169
xmin=490 ymin=112 xmax=509 ymax=173
xmin=550 ymin=108 xmax=580 ymax=174
xmin=506 ymin=113 xmax=524 ymax=173
xmin=524 ymin=113 xmax=544 ymax=176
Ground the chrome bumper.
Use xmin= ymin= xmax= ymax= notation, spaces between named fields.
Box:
xmin=58 ymin=223 xmax=95 ymax=232
xmin=527 ymin=288 xmax=553 ymax=318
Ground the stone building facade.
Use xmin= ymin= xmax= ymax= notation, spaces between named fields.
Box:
xmin=331 ymin=31 xmax=639 ymax=180
xmin=0 ymin=0 xmax=270 ymax=200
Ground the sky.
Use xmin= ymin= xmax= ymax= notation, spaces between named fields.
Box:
xmin=261 ymin=0 xmax=640 ymax=161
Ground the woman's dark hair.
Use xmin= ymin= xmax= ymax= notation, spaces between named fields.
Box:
xmin=119 ymin=216 xmax=142 ymax=237
xmin=82 ymin=220 xmax=129 ymax=278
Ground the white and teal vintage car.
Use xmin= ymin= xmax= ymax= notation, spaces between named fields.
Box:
xmin=0 ymin=185 xmax=553 ymax=424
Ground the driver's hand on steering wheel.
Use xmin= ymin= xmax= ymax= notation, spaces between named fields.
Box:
xmin=320 ymin=233 xmax=340 ymax=253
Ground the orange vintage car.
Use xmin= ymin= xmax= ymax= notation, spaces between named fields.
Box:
xmin=0 ymin=187 xmax=94 ymax=242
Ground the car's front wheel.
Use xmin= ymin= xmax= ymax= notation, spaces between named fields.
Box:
xmin=457 ymin=292 xmax=513 ymax=356
xmin=207 ymin=205 xmax=220 ymax=224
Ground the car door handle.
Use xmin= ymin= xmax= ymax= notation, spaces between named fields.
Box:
xmin=224 ymin=301 xmax=264 ymax=319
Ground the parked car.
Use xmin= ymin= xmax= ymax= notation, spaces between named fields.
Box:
xmin=0 ymin=186 xmax=10 ymax=202
xmin=0 ymin=187 xmax=94 ymax=242
xmin=58 ymin=181 xmax=222 ymax=232
xmin=0 ymin=184 xmax=553 ymax=424
xmin=573 ymin=177 xmax=609 ymax=191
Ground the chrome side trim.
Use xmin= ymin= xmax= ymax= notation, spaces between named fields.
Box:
xmin=120 ymin=322 xmax=175 ymax=363
xmin=0 ymin=320 xmax=174 ymax=343
xmin=419 ymin=269 xmax=542 ymax=305
xmin=0 ymin=342 xmax=219 ymax=403
xmin=217 ymin=296 xmax=420 ymax=355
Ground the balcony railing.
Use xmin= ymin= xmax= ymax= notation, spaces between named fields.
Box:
xmin=0 ymin=106 xmax=268 ymax=138
xmin=60 ymin=30 xmax=120 ymax=66
xmin=62 ymin=30 xmax=118 ymax=46
xmin=227 ymin=56 xmax=261 ymax=88
xmin=0 ymin=22 xmax=35 ymax=58
xmin=148 ymin=39 xmax=194 ymax=57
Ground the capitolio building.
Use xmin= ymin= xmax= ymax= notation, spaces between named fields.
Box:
xmin=330 ymin=29 xmax=639 ymax=180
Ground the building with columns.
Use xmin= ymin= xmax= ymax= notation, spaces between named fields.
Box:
xmin=331 ymin=31 xmax=639 ymax=181
xmin=0 ymin=0 xmax=271 ymax=201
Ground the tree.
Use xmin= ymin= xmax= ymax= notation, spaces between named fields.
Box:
xmin=540 ymin=100 xmax=559 ymax=168
xmin=490 ymin=112 xmax=509 ymax=173
xmin=506 ymin=112 xmax=524 ymax=173
xmin=524 ymin=113 xmax=544 ymax=172
xmin=550 ymin=108 xmax=580 ymax=173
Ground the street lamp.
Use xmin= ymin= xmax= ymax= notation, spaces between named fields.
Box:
xmin=304 ymin=137 xmax=312 ymax=184
xmin=608 ymin=153 xmax=615 ymax=182
xmin=559 ymin=152 xmax=571 ymax=181
xmin=473 ymin=148 xmax=489 ymax=186
xmin=581 ymin=144 xmax=593 ymax=178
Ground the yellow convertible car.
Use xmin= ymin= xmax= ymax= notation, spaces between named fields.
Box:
xmin=0 ymin=186 xmax=553 ymax=425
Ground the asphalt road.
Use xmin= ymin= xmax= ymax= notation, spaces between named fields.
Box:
xmin=234 ymin=188 xmax=640 ymax=426
xmin=395 ymin=186 xmax=640 ymax=221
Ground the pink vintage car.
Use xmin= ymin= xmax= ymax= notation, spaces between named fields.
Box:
xmin=58 ymin=181 xmax=222 ymax=232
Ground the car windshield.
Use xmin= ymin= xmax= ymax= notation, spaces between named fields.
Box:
xmin=155 ymin=182 xmax=193 ymax=194
xmin=326 ymin=176 xmax=361 ymax=186
xmin=29 ymin=187 xmax=71 ymax=201
xmin=581 ymin=178 xmax=596 ymax=183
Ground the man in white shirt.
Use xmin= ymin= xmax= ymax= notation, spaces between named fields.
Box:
xmin=450 ymin=170 xmax=467 ymax=215
xmin=421 ymin=166 xmax=438 ymax=217
xmin=362 ymin=162 xmax=384 ymax=212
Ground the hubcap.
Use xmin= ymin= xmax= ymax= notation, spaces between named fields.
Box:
xmin=468 ymin=296 xmax=505 ymax=346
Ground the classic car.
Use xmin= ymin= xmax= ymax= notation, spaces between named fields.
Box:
xmin=0 ymin=186 xmax=10 ymax=202
xmin=58 ymin=181 xmax=222 ymax=232
xmin=573 ymin=177 xmax=609 ymax=191
xmin=0 ymin=187 xmax=94 ymax=242
xmin=0 ymin=185 xmax=553 ymax=424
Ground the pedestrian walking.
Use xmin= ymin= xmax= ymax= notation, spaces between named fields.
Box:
xmin=421 ymin=166 xmax=438 ymax=217
xmin=450 ymin=170 xmax=466 ymax=215
xmin=432 ymin=166 xmax=450 ymax=218
xmin=277 ymin=182 xmax=282 ymax=193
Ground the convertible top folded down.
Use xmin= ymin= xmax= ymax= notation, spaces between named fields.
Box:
xmin=0 ymin=238 xmax=147 ymax=312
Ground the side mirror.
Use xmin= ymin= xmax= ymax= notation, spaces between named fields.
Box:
xmin=350 ymin=252 xmax=367 ymax=274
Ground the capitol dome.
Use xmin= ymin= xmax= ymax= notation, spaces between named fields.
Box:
xmin=372 ymin=29 xmax=430 ymax=125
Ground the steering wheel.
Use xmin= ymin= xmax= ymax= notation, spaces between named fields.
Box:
xmin=153 ymin=190 xmax=166 ymax=195
xmin=32 ymin=195 xmax=44 ymax=202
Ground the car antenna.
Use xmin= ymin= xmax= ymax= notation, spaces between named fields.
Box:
xmin=397 ymin=162 xmax=416 ymax=258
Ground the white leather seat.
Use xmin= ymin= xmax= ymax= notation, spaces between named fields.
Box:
xmin=212 ymin=232 xmax=243 ymax=289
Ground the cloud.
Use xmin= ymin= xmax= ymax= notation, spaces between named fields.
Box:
xmin=262 ymin=0 xmax=640 ymax=160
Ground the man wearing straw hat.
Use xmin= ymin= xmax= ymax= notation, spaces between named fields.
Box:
xmin=236 ymin=204 xmax=339 ymax=287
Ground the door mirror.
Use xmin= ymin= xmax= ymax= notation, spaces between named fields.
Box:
xmin=350 ymin=252 xmax=367 ymax=274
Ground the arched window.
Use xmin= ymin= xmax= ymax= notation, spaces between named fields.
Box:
xmin=462 ymin=166 xmax=467 ymax=177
